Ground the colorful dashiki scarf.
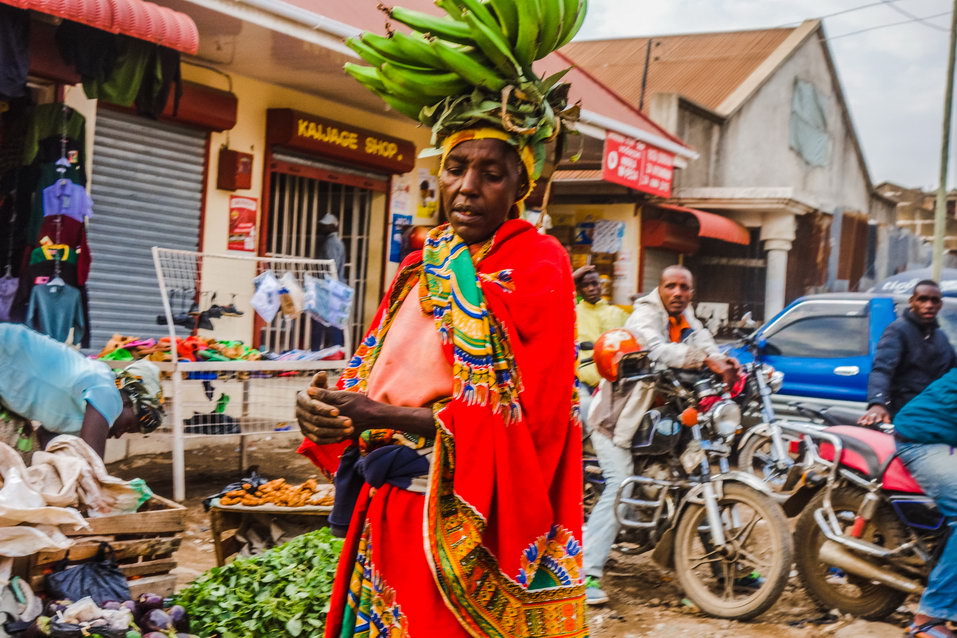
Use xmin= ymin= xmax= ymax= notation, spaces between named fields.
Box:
xmin=421 ymin=225 xmax=522 ymax=422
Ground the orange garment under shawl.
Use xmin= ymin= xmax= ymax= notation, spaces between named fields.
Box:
xmin=668 ymin=313 xmax=691 ymax=343
xmin=365 ymin=292 xmax=452 ymax=407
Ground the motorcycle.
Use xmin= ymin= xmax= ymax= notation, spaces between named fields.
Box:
xmin=588 ymin=350 xmax=793 ymax=620
xmin=780 ymin=421 xmax=942 ymax=619
xmin=723 ymin=332 xmax=799 ymax=489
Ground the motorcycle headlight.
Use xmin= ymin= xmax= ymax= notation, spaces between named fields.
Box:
xmin=711 ymin=400 xmax=741 ymax=438
xmin=763 ymin=364 xmax=784 ymax=393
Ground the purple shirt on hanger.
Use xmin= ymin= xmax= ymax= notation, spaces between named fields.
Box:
xmin=42 ymin=180 xmax=93 ymax=223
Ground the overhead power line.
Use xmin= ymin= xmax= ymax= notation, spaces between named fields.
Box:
xmin=829 ymin=10 xmax=951 ymax=39
xmin=879 ymin=0 xmax=950 ymax=31
xmin=775 ymin=0 xmax=903 ymax=27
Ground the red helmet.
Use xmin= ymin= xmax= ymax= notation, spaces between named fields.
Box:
xmin=594 ymin=329 xmax=642 ymax=382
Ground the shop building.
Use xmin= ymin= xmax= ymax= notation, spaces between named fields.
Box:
xmin=564 ymin=20 xmax=897 ymax=322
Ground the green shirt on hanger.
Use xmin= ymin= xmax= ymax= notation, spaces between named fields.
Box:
xmin=82 ymin=38 xmax=153 ymax=107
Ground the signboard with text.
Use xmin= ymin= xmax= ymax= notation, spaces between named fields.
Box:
xmin=228 ymin=196 xmax=258 ymax=251
xmin=266 ymin=109 xmax=416 ymax=174
xmin=602 ymin=132 xmax=674 ymax=198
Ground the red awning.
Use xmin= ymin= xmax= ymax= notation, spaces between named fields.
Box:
xmin=656 ymin=203 xmax=750 ymax=245
xmin=2 ymin=0 xmax=199 ymax=54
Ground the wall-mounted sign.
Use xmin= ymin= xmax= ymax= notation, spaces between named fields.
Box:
xmin=228 ymin=195 xmax=258 ymax=251
xmin=602 ymin=132 xmax=674 ymax=198
xmin=266 ymin=109 xmax=416 ymax=174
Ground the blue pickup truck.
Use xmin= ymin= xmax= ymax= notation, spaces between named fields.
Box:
xmin=726 ymin=293 xmax=957 ymax=403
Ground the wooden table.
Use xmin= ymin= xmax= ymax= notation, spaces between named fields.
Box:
xmin=208 ymin=501 xmax=331 ymax=566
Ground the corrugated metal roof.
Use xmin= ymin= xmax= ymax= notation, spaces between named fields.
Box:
xmin=562 ymin=27 xmax=796 ymax=112
xmin=282 ymin=0 xmax=691 ymax=154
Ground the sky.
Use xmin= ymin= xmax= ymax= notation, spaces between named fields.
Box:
xmin=575 ymin=0 xmax=954 ymax=189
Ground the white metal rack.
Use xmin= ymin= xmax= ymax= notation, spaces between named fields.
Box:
xmin=152 ymin=248 xmax=350 ymax=500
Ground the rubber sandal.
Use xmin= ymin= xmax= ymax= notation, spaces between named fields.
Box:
xmin=908 ymin=621 xmax=955 ymax=638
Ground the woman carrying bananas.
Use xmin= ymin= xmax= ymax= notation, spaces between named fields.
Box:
xmin=296 ymin=1 xmax=588 ymax=635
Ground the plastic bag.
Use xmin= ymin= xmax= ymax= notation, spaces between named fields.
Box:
xmin=250 ymin=270 xmax=281 ymax=323
xmin=44 ymin=544 xmax=130 ymax=606
xmin=304 ymin=275 xmax=354 ymax=330
xmin=278 ymin=272 xmax=304 ymax=319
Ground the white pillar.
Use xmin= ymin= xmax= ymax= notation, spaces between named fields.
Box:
xmin=764 ymin=238 xmax=791 ymax=318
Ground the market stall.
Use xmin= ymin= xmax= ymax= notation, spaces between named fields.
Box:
xmin=87 ymin=248 xmax=352 ymax=502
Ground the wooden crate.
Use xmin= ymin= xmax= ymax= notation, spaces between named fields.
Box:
xmin=29 ymin=495 xmax=186 ymax=598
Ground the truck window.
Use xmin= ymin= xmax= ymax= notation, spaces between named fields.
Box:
xmin=762 ymin=300 xmax=868 ymax=339
xmin=764 ymin=315 xmax=869 ymax=358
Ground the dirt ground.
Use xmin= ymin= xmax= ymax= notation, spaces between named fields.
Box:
xmin=106 ymin=439 xmax=915 ymax=637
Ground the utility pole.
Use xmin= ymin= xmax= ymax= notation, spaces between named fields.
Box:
xmin=638 ymin=39 xmax=654 ymax=112
xmin=932 ymin=0 xmax=957 ymax=280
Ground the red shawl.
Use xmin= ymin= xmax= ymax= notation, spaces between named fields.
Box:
xmin=299 ymin=219 xmax=585 ymax=637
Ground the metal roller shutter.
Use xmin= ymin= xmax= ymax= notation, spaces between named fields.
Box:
xmin=641 ymin=248 xmax=679 ymax=295
xmin=85 ymin=108 xmax=206 ymax=351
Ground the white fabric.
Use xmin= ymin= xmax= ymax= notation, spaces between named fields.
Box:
xmin=0 ymin=436 xmax=144 ymax=557
xmin=624 ymin=289 xmax=722 ymax=369
xmin=41 ymin=436 xmax=141 ymax=517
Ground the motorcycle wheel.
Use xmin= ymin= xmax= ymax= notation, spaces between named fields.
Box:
xmin=794 ymin=486 xmax=908 ymax=619
xmin=672 ymin=483 xmax=792 ymax=620
xmin=736 ymin=429 xmax=801 ymax=490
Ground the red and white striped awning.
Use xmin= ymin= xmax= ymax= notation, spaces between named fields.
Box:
xmin=1 ymin=0 xmax=199 ymax=54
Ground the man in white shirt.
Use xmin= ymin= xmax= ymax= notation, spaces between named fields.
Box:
xmin=584 ymin=265 xmax=739 ymax=605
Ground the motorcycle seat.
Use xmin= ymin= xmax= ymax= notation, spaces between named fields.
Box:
xmin=818 ymin=426 xmax=923 ymax=494
xmin=820 ymin=406 xmax=866 ymax=426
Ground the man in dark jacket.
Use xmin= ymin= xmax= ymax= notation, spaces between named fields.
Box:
xmin=859 ymin=280 xmax=955 ymax=426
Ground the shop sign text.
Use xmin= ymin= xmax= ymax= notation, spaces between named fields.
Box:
xmin=602 ymin=132 xmax=674 ymax=198
xmin=267 ymin=109 xmax=416 ymax=174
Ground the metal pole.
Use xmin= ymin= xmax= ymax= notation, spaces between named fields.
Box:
xmin=639 ymin=39 xmax=654 ymax=112
xmin=932 ymin=0 xmax=957 ymax=280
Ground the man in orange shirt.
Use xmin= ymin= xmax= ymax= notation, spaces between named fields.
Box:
xmin=584 ymin=265 xmax=738 ymax=604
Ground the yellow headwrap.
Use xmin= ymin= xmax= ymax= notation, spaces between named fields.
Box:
xmin=439 ymin=128 xmax=537 ymax=203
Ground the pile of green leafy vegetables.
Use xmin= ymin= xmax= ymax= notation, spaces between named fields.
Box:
xmin=175 ymin=528 xmax=343 ymax=637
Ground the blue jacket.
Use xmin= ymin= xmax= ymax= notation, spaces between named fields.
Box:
xmin=895 ymin=368 xmax=957 ymax=447
xmin=867 ymin=311 xmax=955 ymax=416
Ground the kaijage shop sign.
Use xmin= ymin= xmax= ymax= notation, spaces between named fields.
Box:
xmin=266 ymin=109 xmax=416 ymax=174
xmin=602 ymin=131 xmax=675 ymax=198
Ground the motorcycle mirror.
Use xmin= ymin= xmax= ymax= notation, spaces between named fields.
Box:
xmin=579 ymin=341 xmax=594 ymax=351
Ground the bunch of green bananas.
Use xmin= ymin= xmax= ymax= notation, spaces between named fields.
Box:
xmin=343 ymin=0 xmax=587 ymax=176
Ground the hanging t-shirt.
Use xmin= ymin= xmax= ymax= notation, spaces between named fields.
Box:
xmin=0 ymin=273 xmax=18 ymax=321
xmin=27 ymin=163 xmax=86 ymax=242
xmin=42 ymin=180 xmax=93 ymax=223
xmin=82 ymin=38 xmax=153 ymax=107
xmin=55 ymin=21 xmax=119 ymax=81
xmin=26 ymin=281 xmax=85 ymax=345
xmin=0 ymin=6 xmax=29 ymax=101
xmin=36 ymin=214 xmax=91 ymax=284
xmin=0 ymin=323 xmax=122 ymax=435
xmin=22 ymin=103 xmax=86 ymax=166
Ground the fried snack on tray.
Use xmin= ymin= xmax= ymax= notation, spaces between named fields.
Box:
xmin=218 ymin=478 xmax=334 ymax=507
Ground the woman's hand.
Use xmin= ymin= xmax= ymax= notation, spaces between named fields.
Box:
xmin=296 ymin=372 xmax=356 ymax=445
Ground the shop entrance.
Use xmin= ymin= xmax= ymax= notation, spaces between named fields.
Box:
xmin=265 ymin=152 xmax=386 ymax=348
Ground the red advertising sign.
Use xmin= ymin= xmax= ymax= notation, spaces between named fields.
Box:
xmin=228 ymin=196 xmax=258 ymax=252
xmin=602 ymin=132 xmax=675 ymax=198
